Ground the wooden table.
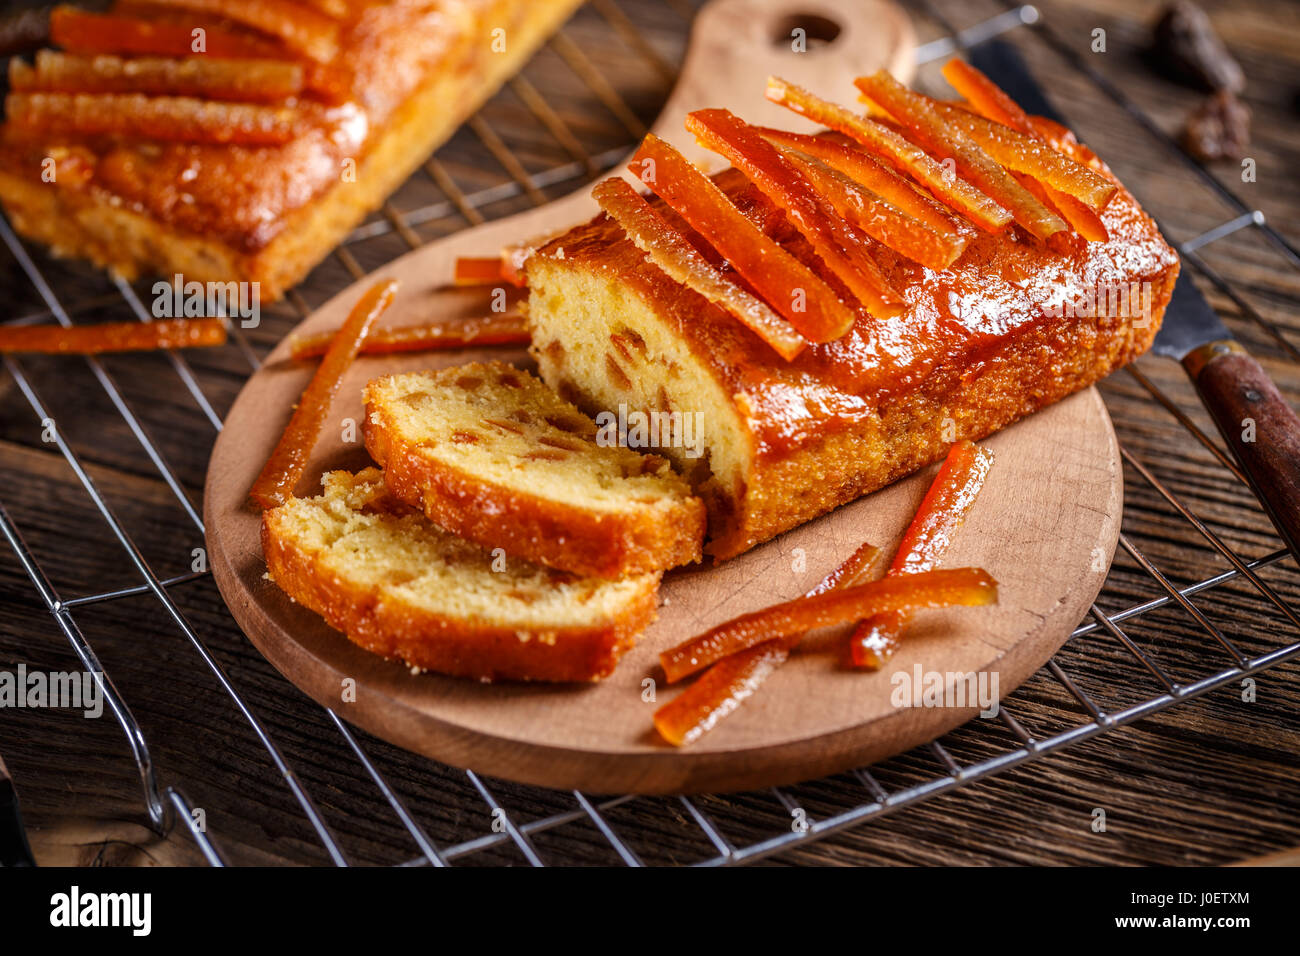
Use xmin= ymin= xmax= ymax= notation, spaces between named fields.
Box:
xmin=1 ymin=0 xmax=1297 ymax=866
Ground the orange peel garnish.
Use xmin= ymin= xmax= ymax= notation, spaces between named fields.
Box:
xmin=686 ymin=108 xmax=904 ymax=321
xmin=660 ymin=566 xmax=997 ymax=684
xmin=287 ymin=313 xmax=527 ymax=360
xmin=855 ymin=70 xmax=1068 ymax=244
xmin=765 ymin=75 xmax=1012 ymax=233
xmin=653 ymin=541 xmax=884 ymax=745
xmin=593 ymin=176 xmax=807 ymax=361
xmin=10 ymin=50 xmax=305 ymax=102
xmin=6 ymin=92 xmax=302 ymax=146
xmin=0 ymin=318 xmax=226 ymax=354
xmin=250 ymin=280 xmax=397 ymax=509
xmin=630 ymin=133 xmax=856 ymax=345
xmin=850 ymin=440 xmax=995 ymax=669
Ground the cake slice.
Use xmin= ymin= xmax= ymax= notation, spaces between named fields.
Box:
xmin=261 ymin=468 xmax=661 ymax=682
xmin=364 ymin=361 xmax=706 ymax=579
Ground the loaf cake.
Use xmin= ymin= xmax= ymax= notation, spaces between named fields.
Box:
xmin=0 ymin=0 xmax=582 ymax=300
xmin=526 ymin=68 xmax=1180 ymax=558
xmin=261 ymin=468 xmax=661 ymax=682
xmin=364 ymin=361 xmax=706 ymax=578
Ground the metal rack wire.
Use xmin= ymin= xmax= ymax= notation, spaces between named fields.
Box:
xmin=1 ymin=0 xmax=1297 ymax=866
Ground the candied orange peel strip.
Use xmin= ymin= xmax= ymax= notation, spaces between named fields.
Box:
xmin=855 ymin=71 xmax=1068 ymax=244
xmin=287 ymin=313 xmax=527 ymax=360
xmin=250 ymin=280 xmax=397 ymax=509
xmin=6 ymin=92 xmax=301 ymax=146
xmin=593 ymin=177 xmax=807 ymax=360
xmin=10 ymin=50 xmax=305 ymax=102
xmin=941 ymin=59 xmax=1038 ymax=137
xmin=145 ymin=0 xmax=339 ymax=63
xmin=630 ymin=133 xmax=856 ymax=345
xmin=773 ymin=144 xmax=961 ymax=272
xmin=452 ymin=256 xmax=520 ymax=287
xmin=928 ymin=102 xmax=1116 ymax=214
xmin=0 ymin=318 xmax=226 ymax=354
xmin=51 ymin=7 xmax=281 ymax=60
xmin=756 ymin=127 xmax=973 ymax=250
xmin=939 ymin=60 xmax=1115 ymax=241
xmin=660 ymin=566 xmax=997 ymax=684
xmin=46 ymin=8 xmax=345 ymax=102
xmin=653 ymin=641 xmax=789 ymax=746
xmin=653 ymin=541 xmax=884 ymax=746
xmin=851 ymin=440 xmax=995 ymax=669
xmin=765 ymin=75 xmax=1012 ymax=233
xmin=686 ymin=108 xmax=904 ymax=322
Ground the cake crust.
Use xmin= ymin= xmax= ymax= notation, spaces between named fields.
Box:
xmin=526 ymin=134 xmax=1179 ymax=558
xmin=364 ymin=362 xmax=707 ymax=579
xmin=262 ymin=469 xmax=662 ymax=683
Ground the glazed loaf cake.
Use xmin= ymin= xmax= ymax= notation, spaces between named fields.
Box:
xmin=262 ymin=468 xmax=661 ymax=682
xmin=0 ymin=0 xmax=582 ymax=299
xmin=364 ymin=361 xmax=706 ymax=578
xmin=526 ymin=104 xmax=1179 ymax=558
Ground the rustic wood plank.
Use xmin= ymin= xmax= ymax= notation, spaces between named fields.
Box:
xmin=1 ymin=0 xmax=1297 ymax=866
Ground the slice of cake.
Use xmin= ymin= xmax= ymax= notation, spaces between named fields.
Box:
xmin=364 ymin=361 xmax=706 ymax=579
xmin=261 ymin=468 xmax=662 ymax=682
xmin=525 ymin=70 xmax=1180 ymax=559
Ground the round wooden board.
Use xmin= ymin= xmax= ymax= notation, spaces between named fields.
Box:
xmin=204 ymin=0 xmax=1123 ymax=794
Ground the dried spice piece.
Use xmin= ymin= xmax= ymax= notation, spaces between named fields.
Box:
xmin=660 ymin=566 xmax=997 ymax=684
xmin=6 ymin=92 xmax=302 ymax=146
xmin=145 ymin=0 xmax=339 ymax=63
xmin=630 ymin=133 xmax=857 ymax=344
xmin=687 ymin=108 xmax=904 ymax=320
xmin=250 ymin=280 xmax=397 ymax=509
xmin=10 ymin=51 xmax=305 ymax=102
xmin=653 ymin=541 xmax=885 ymax=745
xmin=0 ymin=318 xmax=226 ymax=354
xmin=1150 ymin=1 xmax=1245 ymax=93
xmin=1182 ymin=90 xmax=1251 ymax=162
xmin=0 ymin=5 xmax=50 ymax=58
xmin=594 ymin=177 xmax=806 ymax=360
xmin=287 ymin=313 xmax=527 ymax=359
xmin=766 ymin=76 xmax=1012 ymax=232
xmin=857 ymin=71 xmax=1069 ymax=244
xmin=851 ymin=440 xmax=995 ymax=669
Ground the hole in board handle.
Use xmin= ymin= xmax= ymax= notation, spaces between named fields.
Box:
xmin=771 ymin=12 xmax=842 ymax=50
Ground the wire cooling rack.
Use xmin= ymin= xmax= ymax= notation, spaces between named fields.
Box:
xmin=1 ymin=0 xmax=1297 ymax=866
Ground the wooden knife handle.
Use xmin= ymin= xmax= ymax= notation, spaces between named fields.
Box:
xmin=1185 ymin=340 xmax=1300 ymax=558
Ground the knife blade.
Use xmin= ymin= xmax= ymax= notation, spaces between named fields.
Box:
xmin=968 ymin=41 xmax=1300 ymax=559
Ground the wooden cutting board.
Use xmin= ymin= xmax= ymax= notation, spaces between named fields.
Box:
xmin=205 ymin=0 xmax=1122 ymax=794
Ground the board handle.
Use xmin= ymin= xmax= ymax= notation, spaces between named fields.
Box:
xmin=1185 ymin=339 xmax=1300 ymax=559
xmin=650 ymin=0 xmax=915 ymax=166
